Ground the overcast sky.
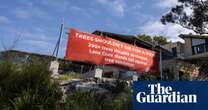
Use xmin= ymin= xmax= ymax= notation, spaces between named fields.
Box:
xmin=0 ymin=0 xmax=194 ymax=57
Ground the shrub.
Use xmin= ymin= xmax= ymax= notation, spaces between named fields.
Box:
xmin=64 ymin=91 xmax=109 ymax=110
xmin=199 ymin=57 xmax=208 ymax=75
xmin=179 ymin=71 xmax=190 ymax=80
xmin=63 ymin=88 xmax=132 ymax=110
xmin=138 ymin=74 xmax=158 ymax=80
xmin=0 ymin=61 xmax=133 ymax=110
xmin=194 ymin=74 xmax=208 ymax=80
xmin=163 ymin=68 xmax=174 ymax=80
xmin=111 ymin=87 xmax=132 ymax=110
xmin=59 ymin=73 xmax=81 ymax=81
xmin=0 ymin=61 xmax=62 ymax=110
xmin=112 ymin=80 xmax=127 ymax=94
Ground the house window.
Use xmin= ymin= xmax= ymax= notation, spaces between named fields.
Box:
xmin=206 ymin=39 xmax=208 ymax=44
xmin=197 ymin=45 xmax=204 ymax=53
xmin=206 ymin=39 xmax=208 ymax=52
xmin=172 ymin=47 xmax=177 ymax=57
xmin=192 ymin=44 xmax=208 ymax=54
xmin=192 ymin=38 xmax=208 ymax=55
xmin=192 ymin=38 xmax=205 ymax=46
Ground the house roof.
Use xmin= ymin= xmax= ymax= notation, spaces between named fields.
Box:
xmin=0 ymin=49 xmax=63 ymax=61
xmin=92 ymin=30 xmax=174 ymax=60
xmin=92 ymin=30 xmax=172 ymax=54
xmin=0 ymin=50 xmax=100 ymax=66
xmin=179 ymin=34 xmax=208 ymax=39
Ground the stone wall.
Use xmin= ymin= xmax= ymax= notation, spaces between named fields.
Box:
xmin=163 ymin=59 xmax=200 ymax=80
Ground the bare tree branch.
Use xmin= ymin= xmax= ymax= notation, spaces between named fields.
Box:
xmin=0 ymin=31 xmax=23 ymax=51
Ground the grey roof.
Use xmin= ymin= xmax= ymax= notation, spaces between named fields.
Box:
xmin=179 ymin=34 xmax=208 ymax=39
xmin=92 ymin=30 xmax=174 ymax=60
xmin=0 ymin=49 xmax=63 ymax=61
xmin=92 ymin=30 xmax=172 ymax=54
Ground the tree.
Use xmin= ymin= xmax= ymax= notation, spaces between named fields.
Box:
xmin=153 ymin=36 xmax=169 ymax=45
xmin=138 ymin=35 xmax=152 ymax=43
xmin=161 ymin=0 xmax=208 ymax=34
xmin=138 ymin=35 xmax=168 ymax=45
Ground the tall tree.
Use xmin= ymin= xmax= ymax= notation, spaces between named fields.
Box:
xmin=161 ymin=0 xmax=208 ymax=34
xmin=138 ymin=35 xmax=152 ymax=43
xmin=138 ymin=35 xmax=168 ymax=45
xmin=153 ymin=36 xmax=169 ymax=45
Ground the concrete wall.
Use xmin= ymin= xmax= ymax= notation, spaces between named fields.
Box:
xmin=183 ymin=38 xmax=193 ymax=57
xmin=162 ymin=42 xmax=185 ymax=57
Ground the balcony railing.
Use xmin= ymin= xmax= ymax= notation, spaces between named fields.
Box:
xmin=192 ymin=43 xmax=208 ymax=55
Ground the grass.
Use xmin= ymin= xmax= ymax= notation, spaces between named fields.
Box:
xmin=59 ymin=73 xmax=81 ymax=81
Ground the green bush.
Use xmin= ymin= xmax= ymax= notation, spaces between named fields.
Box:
xmin=179 ymin=71 xmax=190 ymax=80
xmin=64 ymin=91 xmax=109 ymax=110
xmin=138 ymin=74 xmax=158 ymax=80
xmin=199 ymin=57 xmax=208 ymax=75
xmin=0 ymin=61 xmax=133 ymax=110
xmin=59 ymin=73 xmax=81 ymax=81
xmin=112 ymin=80 xmax=127 ymax=94
xmin=111 ymin=87 xmax=132 ymax=110
xmin=63 ymin=89 xmax=132 ymax=110
xmin=0 ymin=61 xmax=62 ymax=110
xmin=163 ymin=68 xmax=174 ymax=80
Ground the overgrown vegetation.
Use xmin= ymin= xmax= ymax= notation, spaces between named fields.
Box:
xmin=138 ymin=35 xmax=169 ymax=45
xmin=0 ymin=61 xmax=63 ymax=110
xmin=179 ymin=71 xmax=191 ymax=80
xmin=199 ymin=57 xmax=208 ymax=75
xmin=63 ymin=86 xmax=132 ymax=110
xmin=163 ymin=68 xmax=174 ymax=80
xmin=0 ymin=61 xmax=132 ymax=110
xmin=138 ymin=74 xmax=158 ymax=80
xmin=58 ymin=73 xmax=81 ymax=81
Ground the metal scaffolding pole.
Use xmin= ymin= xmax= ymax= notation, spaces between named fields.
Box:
xmin=52 ymin=21 xmax=64 ymax=59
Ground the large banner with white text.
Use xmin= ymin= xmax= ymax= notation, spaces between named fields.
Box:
xmin=65 ymin=29 xmax=160 ymax=75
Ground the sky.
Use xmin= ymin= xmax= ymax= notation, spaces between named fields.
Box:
xmin=0 ymin=0 xmax=194 ymax=57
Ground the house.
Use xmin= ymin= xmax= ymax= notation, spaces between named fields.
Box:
xmin=179 ymin=34 xmax=208 ymax=60
xmin=162 ymin=34 xmax=208 ymax=80
xmin=162 ymin=41 xmax=184 ymax=58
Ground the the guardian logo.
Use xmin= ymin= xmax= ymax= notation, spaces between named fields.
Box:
xmin=136 ymin=83 xmax=197 ymax=103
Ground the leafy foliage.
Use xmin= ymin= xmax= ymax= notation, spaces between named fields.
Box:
xmin=138 ymin=35 xmax=169 ymax=45
xmin=138 ymin=35 xmax=153 ymax=43
xmin=64 ymin=92 xmax=108 ymax=110
xmin=199 ymin=57 xmax=208 ymax=75
xmin=63 ymin=86 xmax=132 ymax=110
xmin=161 ymin=0 xmax=208 ymax=34
xmin=111 ymin=87 xmax=132 ymax=110
xmin=163 ymin=68 xmax=175 ymax=80
xmin=0 ymin=61 xmax=63 ymax=110
xmin=138 ymin=74 xmax=158 ymax=80
xmin=58 ymin=73 xmax=81 ymax=81
xmin=0 ymin=61 xmax=132 ymax=110
xmin=179 ymin=71 xmax=191 ymax=80
xmin=153 ymin=36 xmax=169 ymax=45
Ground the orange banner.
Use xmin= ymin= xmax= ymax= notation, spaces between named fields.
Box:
xmin=65 ymin=29 xmax=160 ymax=75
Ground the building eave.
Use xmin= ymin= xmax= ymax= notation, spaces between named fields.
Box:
xmin=92 ymin=30 xmax=172 ymax=55
xmin=179 ymin=34 xmax=208 ymax=39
